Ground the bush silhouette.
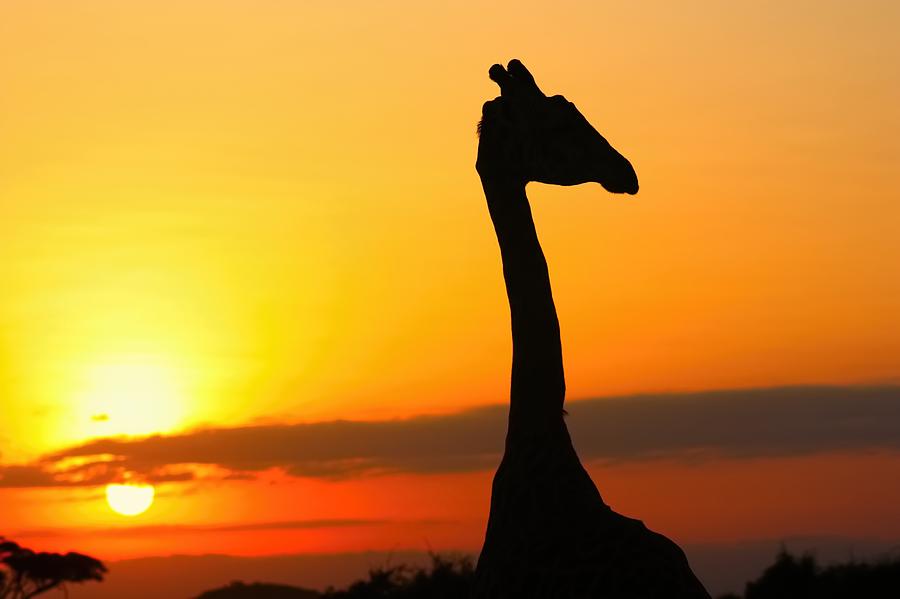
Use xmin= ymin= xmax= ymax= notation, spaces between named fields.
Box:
xmin=718 ymin=548 xmax=900 ymax=599
xmin=323 ymin=553 xmax=474 ymax=599
xmin=743 ymin=550 xmax=818 ymax=599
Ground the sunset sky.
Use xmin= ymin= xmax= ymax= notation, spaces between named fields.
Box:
xmin=1 ymin=0 xmax=899 ymax=596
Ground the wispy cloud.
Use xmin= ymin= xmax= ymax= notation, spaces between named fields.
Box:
xmin=12 ymin=518 xmax=409 ymax=539
xmin=2 ymin=386 xmax=898 ymax=488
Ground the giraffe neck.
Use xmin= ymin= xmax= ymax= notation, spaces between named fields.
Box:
xmin=481 ymin=177 xmax=567 ymax=442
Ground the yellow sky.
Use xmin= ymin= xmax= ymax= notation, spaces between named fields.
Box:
xmin=3 ymin=0 xmax=898 ymax=459
xmin=1 ymin=2 xmax=899 ymax=566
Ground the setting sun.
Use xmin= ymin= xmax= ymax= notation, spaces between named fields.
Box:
xmin=105 ymin=483 xmax=155 ymax=517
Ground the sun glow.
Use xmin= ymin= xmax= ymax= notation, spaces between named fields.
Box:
xmin=75 ymin=357 xmax=187 ymax=437
xmin=105 ymin=483 xmax=155 ymax=517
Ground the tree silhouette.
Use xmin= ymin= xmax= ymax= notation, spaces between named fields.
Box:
xmin=0 ymin=537 xmax=106 ymax=599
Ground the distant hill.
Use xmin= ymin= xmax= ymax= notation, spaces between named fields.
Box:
xmin=60 ymin=537 xmax=900 ymax=599
xmin=194 ymin=555 xmax=473 ymax=599
xmin=194 ymin=581 xmax=321 ymax=599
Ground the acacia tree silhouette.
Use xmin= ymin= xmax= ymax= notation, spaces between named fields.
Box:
xmin=472 ymin=60 xmax=710 ymax=598
xmin=0 ymin=537 xmax=106 ymax=599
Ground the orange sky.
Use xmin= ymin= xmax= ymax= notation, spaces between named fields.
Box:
xmin=1 ymin=0 xmax=899 ymax=590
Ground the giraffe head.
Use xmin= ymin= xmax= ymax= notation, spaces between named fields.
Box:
xmin=477 ymin=59 xmax=638 ymax=194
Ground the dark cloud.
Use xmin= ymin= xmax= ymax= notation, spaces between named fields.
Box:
xmin=2 ymin=385 xmax=898 ymax=488
xmin=0 ymin=465 xmax=77 ymax=488
xmin=565 ymin=385 xmax=900 ymax=461
xmin=0 ymin=459 xmax=196 ymax=489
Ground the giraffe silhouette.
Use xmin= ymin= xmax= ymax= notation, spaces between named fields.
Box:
xmin=472 ymin=60 xmax=711 ymax=599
